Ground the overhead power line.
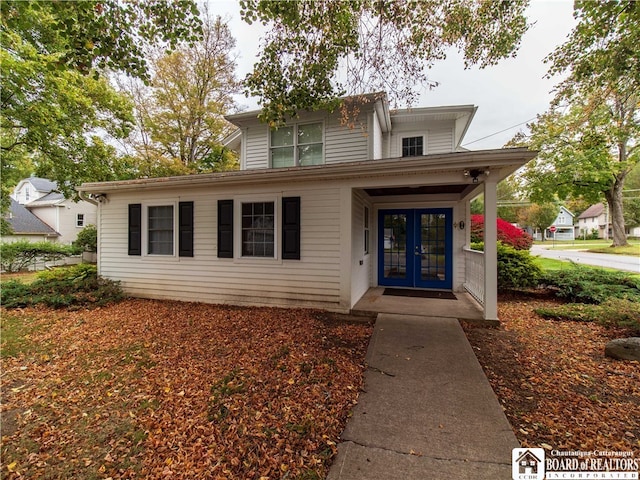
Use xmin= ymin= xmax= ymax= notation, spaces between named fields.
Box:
xmin=462 ymin=117 xmax=538 ymax=147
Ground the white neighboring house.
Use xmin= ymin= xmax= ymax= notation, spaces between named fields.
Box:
xmin=577 ymin=203 xmax=609 ymax=239
xmin=577 ymin=202 xmax=640 ymax=239
xmin=79 ymin=93 xmax=536 ymax=321
xmin=545 ymin=206 xmax=575 ymax=241
xmin=7 ymin=177 xmax=97 ymax=245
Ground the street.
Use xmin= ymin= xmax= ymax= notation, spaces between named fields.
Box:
xmin=531 ymin=245 xmax=640 ymax=273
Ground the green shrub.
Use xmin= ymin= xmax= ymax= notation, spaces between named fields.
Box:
xmin=37 ymin=264 xmax=97 ymax=282
xmin=542 ymin=264 xmax=640 ymax=304
xmin=535 ymin=298 xmax=640 ymax=330
xmin=497 ymin=243 xmax=542 ymax=291
xmin=471 ymin=242 xmax=542 ymax=291
xmin=0 ymin=241 xmax=76 ymax=273
xmin=1 ymin=265 xmax=123 ymax=309
xmin=73 ymin=224 xmax=97 ymax=252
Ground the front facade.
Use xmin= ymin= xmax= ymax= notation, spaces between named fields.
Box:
xmin=8 ymin=177 xmax=97 ymax=245
xmin=80 ymin=95 xmax=535 ymax=320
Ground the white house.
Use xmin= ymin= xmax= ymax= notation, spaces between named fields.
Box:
xmin=577 ymin=203 xmax=609 ymax=239
xmin=8 ymin=177 xmax=97 ymax=245
xmin=546 ymin=206 xmax=575 ymax=241
xmin=78 ymin=94 xmax=536 ymax=321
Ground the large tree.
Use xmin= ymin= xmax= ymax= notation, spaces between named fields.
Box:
xmin=519 ymin=1 xmax=639 ymax=247
xmin=121 ymin=12 xmax=240 ymax=176
xmin=239 ymin=0 xmax=529 ymax=125
xmin=517 ymin=203 xmax=558 ymax=241
xmin=0 ymin=1 xmax=202 ymax=200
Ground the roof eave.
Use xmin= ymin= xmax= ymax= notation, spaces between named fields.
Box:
xmin=78 ymin=148 xmax=537 ymax=194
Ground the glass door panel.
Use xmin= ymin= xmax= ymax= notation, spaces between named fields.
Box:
xmin=416 ymin=211 xmax=451 ymax=288
xmin=381 ymin=212 xmax=409 ymax=283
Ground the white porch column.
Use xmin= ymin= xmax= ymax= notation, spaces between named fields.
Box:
xmin=483 ymin=178 xmax=498 ymax=321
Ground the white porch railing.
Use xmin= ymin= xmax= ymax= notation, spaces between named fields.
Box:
xmin=463 ymin=248 xmax=484 ymax=305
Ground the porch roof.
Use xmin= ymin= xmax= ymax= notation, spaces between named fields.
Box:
xmin=78 ymin=148 xmax=536 ymax=195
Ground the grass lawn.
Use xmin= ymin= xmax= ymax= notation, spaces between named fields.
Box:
xmin=0 ymin=271 xmax=39 ymax=284
xmin=538 ymin=239 xmax=640 ymax=256
xmin=463 ymin=294 xmax=640 ymax=455
xmin=0 ymin=300 xmax=372 ymax=479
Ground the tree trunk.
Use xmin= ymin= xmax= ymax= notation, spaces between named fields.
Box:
xmin=604 ymin=179 xmax=628 ymax=247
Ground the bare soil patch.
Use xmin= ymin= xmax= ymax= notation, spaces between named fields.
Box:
xmin=463 ymin=294 xmax=640 ymax=455
xmin=1 ymin=300 xmax=373 ymax=479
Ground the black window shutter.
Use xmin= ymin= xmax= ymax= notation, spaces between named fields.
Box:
xmin=282 ymin=196 xmax=301 ymax=260
xmin=217 ymin=199 xmax=234 ymax=258
xmin=128 ymin=203 xmax=142 ymax=256
xmin=179 ymin=201 xmax=194 ymax=257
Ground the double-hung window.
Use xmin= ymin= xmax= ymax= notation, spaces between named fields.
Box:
xmin=148 ymin=205 xmax=174 ymax=255
xmin=241 ymin=202 xmax=275 ymax=257
xmin=129 ymin=202 xmax=193 ymax=257
xmin=270 ymin=123 xmax=323 ymax=167
xmin=402 ymin=136 xmax=424 ymax=157
xmin=76 ymin=213 xmax=85 ymax=228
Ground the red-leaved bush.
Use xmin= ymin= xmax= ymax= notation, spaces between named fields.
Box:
xmin=470 ymin=214 xmax=533 ymax=250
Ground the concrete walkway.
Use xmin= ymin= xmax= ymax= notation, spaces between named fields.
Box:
xmin=328 ymin=313 xmax=518 ymax=480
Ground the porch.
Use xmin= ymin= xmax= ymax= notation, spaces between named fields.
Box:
xmin=351 ymin=287 xmax=489 ymax=325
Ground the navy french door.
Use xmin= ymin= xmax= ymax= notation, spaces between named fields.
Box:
xmin=378 ymin=208 xmax=453 ymax=289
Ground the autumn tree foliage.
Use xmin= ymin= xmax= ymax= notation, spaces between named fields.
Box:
xmin=470 ymin=214 xmax=533 ymax=250
xmin=239 ymin=0 xmax=529 ymax=125
xmin=121 ymin=11 xmax=240 ymax=177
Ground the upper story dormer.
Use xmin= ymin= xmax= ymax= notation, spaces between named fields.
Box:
xmin=224 ymin=93 xmax=477 ymax=171
xmin=11 ymin=177 xmax=58 ymax=205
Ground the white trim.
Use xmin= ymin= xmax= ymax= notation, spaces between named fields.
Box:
xmin=483 ymin=179 xmax=498 ymax=321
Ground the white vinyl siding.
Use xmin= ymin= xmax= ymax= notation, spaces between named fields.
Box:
xmin=428 ymin=128 xmax=454 ymax=154
xmin=324 ymin=120 xmax=369 ymax=164
xmin=242 ymin=113 xmax=370 ymax=169
xmin=244 ymin=124 xmax=270 ymax=169
xmin=97 ymin=185 xmax=343 ymax=310
xmin=372 ymin=110 xmax=383 ymax=159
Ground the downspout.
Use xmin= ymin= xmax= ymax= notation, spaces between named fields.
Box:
xmin=78 ymin=190 xmax=99 ymax=206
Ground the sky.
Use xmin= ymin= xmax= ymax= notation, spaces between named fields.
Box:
xmin=209 ymin=0 xmax=577 ymax=151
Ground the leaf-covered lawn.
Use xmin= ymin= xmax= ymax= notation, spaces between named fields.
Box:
xmin=0 ymin=300 xmax=373 ymax=479
xmin=463 ymin=295 xmax=640 ymax=455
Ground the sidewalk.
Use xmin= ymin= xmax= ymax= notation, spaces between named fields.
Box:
xmin=328 ymin=313 xmax=518 ymax=480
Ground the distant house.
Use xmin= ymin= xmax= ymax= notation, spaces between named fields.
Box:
xmin=5 ymin=177 xmax=97 ymax=245
xmin=5 ymin=198 xmax=59 ymax=242
xmin=546 ymin=206 xmax=575 ymax=241
xmin=577 ymin=203 xmax=609 ymax=239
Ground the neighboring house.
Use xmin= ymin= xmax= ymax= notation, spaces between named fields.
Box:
xmin=4 ymin=198 xmax=60 ymax=242
xmin=79 ymin=93 xmax=536 ymax=321
xmin=546 ymin=206 xmax=575 ymax=241
xmin=8 ymin=177 xmax=97 ymax=245
xmin=577 ymin=203 xmax=609 ymax=239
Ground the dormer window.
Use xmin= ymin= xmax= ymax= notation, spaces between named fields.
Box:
xmin=402 ymin=136 xmax=424 ymax=157
xmin=271 ymin=122 xmax=323 ymax=167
